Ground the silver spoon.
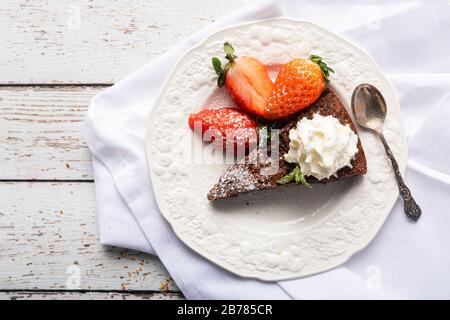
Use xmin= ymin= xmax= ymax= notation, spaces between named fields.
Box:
xmin=352 ymin=83 xmax=421 ymax=221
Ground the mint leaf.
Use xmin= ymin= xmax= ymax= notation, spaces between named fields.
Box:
xmin=277 ymin=165 xmax=311 ymax=188
xmin=293 ymin=166 xmax=302 ymax=182
xmin=276 ymin=172 xmax=295 ymax=184
xmin=293 ymin=165 xmax=311 ymax=188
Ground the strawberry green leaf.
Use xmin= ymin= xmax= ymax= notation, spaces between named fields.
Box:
xmin=217 ymin=72 xmax=226 ymax=87
xmin=211 ymin=57 xmax=223 ymax=76
xmin=309 ymin=54 xmax=334 ymax=82
xmin=224 ymin=41 xmax=237 ymax=61
xmin=212 ymin=57 xmax=226 ymax=87
xmin=309 ymin=55 xmax=321 ymax=63
xmin=212 ymin=43 xmax=237 ymax=87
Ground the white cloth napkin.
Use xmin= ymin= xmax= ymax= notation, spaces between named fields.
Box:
xmin=84 ymin=0 xmax=450 ymax=299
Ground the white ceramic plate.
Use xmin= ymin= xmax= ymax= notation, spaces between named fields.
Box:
xmin=145 ymin=18 xmax=406 ymax=281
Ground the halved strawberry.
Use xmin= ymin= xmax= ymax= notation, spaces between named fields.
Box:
xmin=212 ymin=42 xmax=273 ymax=118
xmin=265 ymin=55 xmax=334 ymax=120
xmin=188 ymin=107 xmax=258 ymax=153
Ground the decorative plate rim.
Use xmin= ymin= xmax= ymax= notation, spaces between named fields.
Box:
xmin=145 ymin=17 xmax=407 ymax=281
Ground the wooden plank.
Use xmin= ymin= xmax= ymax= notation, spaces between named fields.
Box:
xmin=0 ymin=291 xmax=183 ymax=300
xmin=0 ymin=0 xmax=253 ymax=84
xmin=0 ymin=86 xmax=101 ymax=180
xmin=0 ymin=181 xmax=178 ymax=292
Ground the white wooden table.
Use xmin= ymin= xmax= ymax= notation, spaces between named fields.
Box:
xmin=0 ymin=0 xmax=252 ymax=300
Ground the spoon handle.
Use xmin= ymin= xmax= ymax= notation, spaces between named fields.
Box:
xmin=378 ymin=131 xmax=422 ymax=221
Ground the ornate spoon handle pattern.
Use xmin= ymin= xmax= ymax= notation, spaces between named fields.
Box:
xmin=378 ymin=131 xmax=422 ymax=221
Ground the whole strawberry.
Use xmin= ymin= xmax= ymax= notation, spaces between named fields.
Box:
xmin=188 ymin=107 xmax=258 ymax=153
xmin=212 ymin=42 xmax=273 ymax=118
xmin=265 ymin=55 xmax=334 ymax=120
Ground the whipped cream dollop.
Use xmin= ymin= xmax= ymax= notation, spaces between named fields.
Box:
xmin=284 ymin=113 xmax=358 ymax=180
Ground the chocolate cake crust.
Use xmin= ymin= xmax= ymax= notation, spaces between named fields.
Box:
xmin=207 ymin=87 xmax=367 ymax=201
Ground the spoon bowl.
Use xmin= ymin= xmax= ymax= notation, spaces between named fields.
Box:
xmin=351 ymin=83 xmax=387 ymax=131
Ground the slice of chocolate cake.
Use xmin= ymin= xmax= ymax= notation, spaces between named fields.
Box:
xmin=207 ymin=87 xmax=367 ymax=201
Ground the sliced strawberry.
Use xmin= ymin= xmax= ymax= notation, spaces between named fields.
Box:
xmin=212 ymin=42 xmax=273 ymax=118
xmin=188 ymin=107 xmax=258 ymax=153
